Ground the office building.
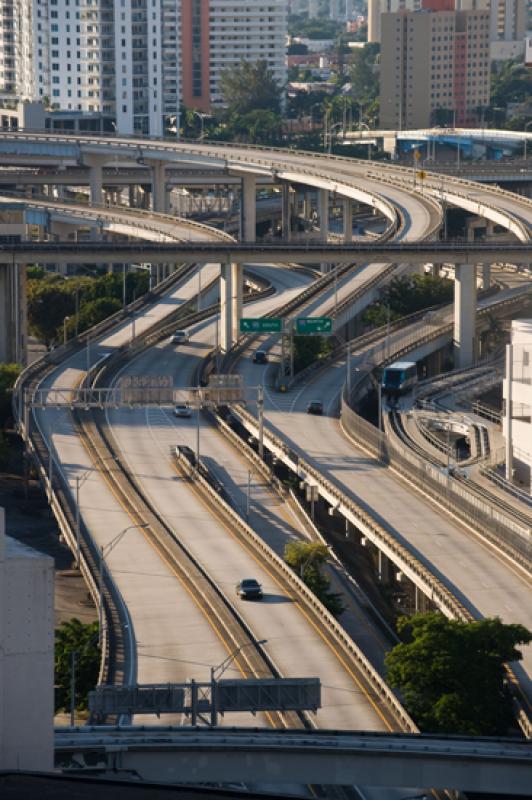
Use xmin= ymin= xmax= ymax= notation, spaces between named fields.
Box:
xmin=379 ymin=0 xmax=491 ymax=129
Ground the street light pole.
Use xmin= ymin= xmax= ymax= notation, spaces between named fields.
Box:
xmin=209 ymin=639 xmax=267 ymax=727
xmin=196 ymin=389 xmax=201 ymax=470
xmin=246 ymin=470 xmax=251 ymax=523
xmin=524 ymin=121 xmax=532 ymax=160
xmin=75 ymin=476 xmax=81 ymax=569
xmin=257 ymin=384 xmax=264 ymax=460
xmin=98 ymin=524 xmax=146 ymax=648
xmin=63 ymin=315 xmax=70 ymax=346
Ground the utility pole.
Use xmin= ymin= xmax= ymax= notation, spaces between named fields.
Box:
xmin=246 ymin=470 xmax=251 ymax=523
xmin=258 ymin=384 xmax=264 ymax=460
xmin=70 ymin=650 xmax=77 ymax=727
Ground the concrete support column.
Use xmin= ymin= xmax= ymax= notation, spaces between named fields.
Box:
xmin=505 ymin=343 xmax=513 ymax=482
xmin=480 ymin=263 xmax=491 ymax=290
xmin=241 ymin=175 xmax=256 ymax=242
xmin=128 ymin=185 xmax=136 ymax=208
xmin=318 ymin=189 xmax=329 ymax=242
xmin=88 ymin=162 xmax=103 ymax=205
xmin=342 ymin=197 xmax=352 ymax=243
xmin=150 ymin=161 xmax=167 ymax=213
xmin=220 ymin=261 xmax=243 ymax=353
xmin=454 ymin=263 xmax=477 ymax=369
xmin=0 ymin=262 xmax=26 ymax=364
xmin=303 ymin=191 xmax=312 ymax=221
xmin=281 ymin=183 xmax=291 ymax=241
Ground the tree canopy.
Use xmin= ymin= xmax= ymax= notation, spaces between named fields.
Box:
xmin=55 ymin=618 xmax=100 ymax=712
xmin=363 ymin=274 xmax=453 ymax=328
xmin=27 ymin=270 xmax=148 ymax=344
xmin=385 ymin=613 xmax=531 ymax=735
xmin=284 ymin=541 xmax=345 ymax=618
xmin=220 ymin=60 xmax=283 ymax=117
xmin=0 ymin=363 xmax=21 ymax=427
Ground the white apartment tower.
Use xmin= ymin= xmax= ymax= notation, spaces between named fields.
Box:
xmin=1 ymin=0 xmax=286 ymax=130
xmin=32 ymin=0 xmax=181 ymax=135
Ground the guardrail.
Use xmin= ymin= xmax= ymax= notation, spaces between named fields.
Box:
xmin=174 ymin=435 xmax=417 ymax=734
xmin=3 ymin=131 xmax=530 ymax=241
xmin=0 ymin=189 xmax=235 ymax=244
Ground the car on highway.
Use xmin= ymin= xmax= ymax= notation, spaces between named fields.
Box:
xmin=307 ymin=400 xmax=323 ymax=415
xmin=252 ymin=349 xmax=268 ymax=364
xmin=174 ymin=403 xmax=192 ymax=418
xmin=171 ymin=329 xmax=189 ymax=344
xmin=235 ymin=578 xmax=263 ymax=600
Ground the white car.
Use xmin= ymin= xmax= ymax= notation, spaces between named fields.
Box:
xmin=171 ymin=329 xmax=189 ymax=344
xmin=174 ymin=403 xmax=192 ymax=418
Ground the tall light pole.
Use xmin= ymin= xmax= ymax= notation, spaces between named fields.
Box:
xmin=210 ymin=639 xmax=267 ymax=727
xmin=98 ymin=523 xmax=147 ymax=647
xmin=524 ymin=121 xmax=532 ymax=160
xmin=63 ymin=315 xmax=70 ymax=346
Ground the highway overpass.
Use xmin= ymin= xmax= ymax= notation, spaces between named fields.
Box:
xmin=54 ymin=726 xmax=532 ymax=795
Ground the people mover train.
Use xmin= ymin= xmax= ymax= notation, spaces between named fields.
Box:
xmin=381 ymin=361 xmax=418 ymax=400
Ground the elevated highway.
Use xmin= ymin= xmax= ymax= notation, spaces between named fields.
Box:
xmin=54 ymin=726 xmax=532 ymax=794
xmin=9 ymin=134 xmax=532 ymax=786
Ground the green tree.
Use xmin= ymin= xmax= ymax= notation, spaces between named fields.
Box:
xmin=0 ymin=363 xmax=21 ymax=426
xmin=55 ymin=618 xmax=100 ymax=712
xmin=220 ymin=60 xmax=282 ymax=117
xmin=385 ymin=613 xmax=531 ymax=735
xmin=349 ymin=43 xmax=380 ymax=106
xmin=362 ymin=274 xmax=453 ymax=328
xmin=75 ymin=297 xmax=122 ymax=334
xmin=284 ymin=541 xmax=345 ymax=618
xmin=27 ymin=282 xmax=74 ymax=345
xmin=293 ymin=335 xmax=333 ymax=373
xmin=225 ymin=109 xmax=283 ymax=145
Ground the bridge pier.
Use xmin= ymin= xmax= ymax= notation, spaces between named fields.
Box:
xmin=0 ymin=263 xmax=26 ymax=364
xmin=150 ymin=161 xmax=168 ymax=214
xmin=454 ymin=263 xmax=477 ymax=369
xmin=220 ymin=261 xmax=242 ymax=353
xmin=318 ymin=189 xmax=329 ymax=242
xmin=343 ymin=197 xmax=352 ymax=244
xmin=83 ymin=156 xmax=107 ymax=205
xmin=241 ymin=175 xmax=256 ymax=242
xmin=281 ymin=183 xmax=291 ymax=241
xmin=480 ymin=263 xmax=491 ymax=289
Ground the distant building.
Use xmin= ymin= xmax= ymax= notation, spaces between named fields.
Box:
xmin=369 ymin=0 xmax=527 ymax=48
xmin=0 ymin=0 xmax=287 ymax=133
xmin=503 ymin=320 xmax=532 ymax=493
xmin=379 ymin=0 xmax=491 ymax=129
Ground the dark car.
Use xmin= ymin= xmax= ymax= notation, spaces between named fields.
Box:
xmin=307 ymin=400 xmax=323 ymax=415
xmin=252 ymin=350 xmax=268 ymax=364
xmin=236 ymin=578 xmax=263 ymax=600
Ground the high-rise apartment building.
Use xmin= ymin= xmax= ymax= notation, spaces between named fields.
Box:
xmin=181 ymin=0 xmax=287 ymax=111
xmin=369 ymin=0 xmax=527 ymax=47
xmin=1 ymin=0 xmax=286 ymax=132
xmin=379 ymin=0 xmax=491 ymax=129
xmin=0 ymin=0 xmax=34 ymax=99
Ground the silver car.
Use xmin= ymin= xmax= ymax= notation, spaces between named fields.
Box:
xmin=174 ymin=403 xmax=192 ymax=418
xmin=171 ymin=329 xmax=189 ymax=344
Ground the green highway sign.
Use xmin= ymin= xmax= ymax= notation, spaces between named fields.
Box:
xmin=240 ymin=318 xmax=282 ymax=333
xmin=295 ymin=317 xmax=333 ymax=335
